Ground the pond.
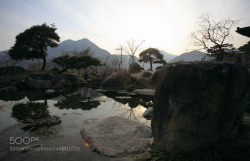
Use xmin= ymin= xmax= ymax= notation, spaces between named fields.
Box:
xmin=0 ymin=87 xmax=153 ymax=161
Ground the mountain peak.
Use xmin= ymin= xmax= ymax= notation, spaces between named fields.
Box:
xmin=47 ymin=38 xmax=111 ymax=59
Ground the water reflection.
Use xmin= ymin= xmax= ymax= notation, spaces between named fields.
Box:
xmin=54 ymin=93 xmax=100 ymax=110
xmin=11 ymin=102 xmax=61 ymax=134
xmin=100 ymin=91 xmax=153 ymax=108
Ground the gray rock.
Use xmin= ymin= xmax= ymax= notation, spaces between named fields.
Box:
xmin=135 ymin=77 xmax=152 ymax=88
xmin=0 ymin=86 xmax=17 ymax=94
xmin=63 ymin=74 xmax=78 ymax=87
xmin=152 ymin=70 xmax=160 ymax=85
xmin=143 ymin=107 xmax=153 ymax=120
xmin=98 ymin=72 xmax=111 ymax=80
xmin=100 ymin=71 xmax=133 ymax=90
xmin=46 ymin=89 xmax=55 ymax=93
xmin=25 ymin=72 xmax=57 ymax=89
xmin=133 ymin=89 xmax=155 ymax=96
xmin=129 ymin=63 xmax=141 ymax=74
xmin=80 ymin=116 xmax=151 ymax=157
xmin=152 ymin=62 xmax=250 ymax=152
xmin=142 ymin=71 xmax=152 ymax=78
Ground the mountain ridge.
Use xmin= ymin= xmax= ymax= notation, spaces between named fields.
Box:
xmin=169 ymin=50 xmax=215 ymax=63
xmin=47 ymin=38 xmax=111 ymax=59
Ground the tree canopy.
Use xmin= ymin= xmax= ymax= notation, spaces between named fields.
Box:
xmin=139 ymin=48 xmax=166 ymax=70
xmin=9 ymin=23 xmax=60 ymax=70
xmin=53 ymin=54 xmax=101 ymax=73
xmin=190 ymin=14 xmax=238 ymax=61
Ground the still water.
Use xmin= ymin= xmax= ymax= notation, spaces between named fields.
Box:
xmin=0 ymin=87 xmax=152 ymax=161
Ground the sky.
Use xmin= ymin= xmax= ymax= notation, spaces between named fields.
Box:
xmin=0 ymin=0 xmax=249 ymax=56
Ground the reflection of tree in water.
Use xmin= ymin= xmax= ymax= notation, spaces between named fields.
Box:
xmin=101 ymin=91 xmax=153 ymax=108
xmin=54 ymin=93 xmax=100 ymax=110
xmin=11 ymin=102 xmax=61 ymax=136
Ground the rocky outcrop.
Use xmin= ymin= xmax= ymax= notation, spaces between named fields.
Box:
xmin=129 ymin=63 xmax=141 ymax=74
xmin=100 ymin=71 xmax=133 ymax=90
xmin=80 ymin=116 xmax=151 ymax=157
xmin=152 ymin=62 xmax=250 ymax=152
xmin=25 ymin=72 xmax=58 ymax=89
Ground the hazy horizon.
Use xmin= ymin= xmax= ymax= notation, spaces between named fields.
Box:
xmin=0 ymin=0 xmax=249 ymax=56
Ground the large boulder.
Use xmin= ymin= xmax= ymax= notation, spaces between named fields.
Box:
xmin=0 ymin=86 xmax=17 ymax=94
xmin=152 ymin=70 xmax=160 ymax=85
xmin=100 ymin=71 xmax=133 ymax=90
xmin=129 ymin=63 xmax=141 ymax=74
xmin=0 ymin=66 xmax=25 ymax=76
xmin=142 ymin=71 xmax=152 ymax=78
xmin=135 ymin=77 xmax=152 ymax=88
xmin=152 ymin=62 xmax=250 ymax=152
xmin=25 ymin=72 xmax=58 ymax=89
xmin=80 ymin=116 xmax=151 ymax=157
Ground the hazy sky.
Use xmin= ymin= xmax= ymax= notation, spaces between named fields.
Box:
xmin=0 ymin=0 xmax=249 ymax=55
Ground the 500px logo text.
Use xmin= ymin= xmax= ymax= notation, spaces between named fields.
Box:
xmin=10 ymin=137 xmax=39 ymax=145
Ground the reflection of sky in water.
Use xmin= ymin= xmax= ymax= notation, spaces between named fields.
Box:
xmin=0 ymin=88 xmax=150 ymax=136
xmin=0 ymin=88 xmax=151 ymax=160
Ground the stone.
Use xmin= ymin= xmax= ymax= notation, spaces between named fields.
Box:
xmin=46 ymin=89 xmax=56 ymax=93
xmin=80 ymin=116 xmax=151 ymax=157
xmin=0 ymin=76 xmax=10 ymax=84
xmin=152 ymin=70 xmax=160 ymax=85
xmin=152 ymin=62 xmax=250 ymax=152
xmin=0 ymin=86 xmax=17 ymax=94
xmin=25 ymin=72 xmax=57 ymax=89
xmin=142 ymin=71 xmax=152 ymax=78
xmin=63 ymin=74 xmax=78 ymax=87
xmin=135 ymin=77 xmax=152 ymax=88
xmin=100 ymin=71 xmax=133 ymax=90
xmin=0 ymin=66 xmax=25 ymax=76
xmin=143 ymin=107 xmax=153 ymax=120
xmin=98 ymin=72 xmax=111 ymax=80
xmin=133 ymin=89 xmax=155 ymax=96
xmin=129 ymin=63 xmax=141 ymax=74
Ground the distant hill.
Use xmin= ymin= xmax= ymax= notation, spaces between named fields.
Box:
xmin=47 ymin=38 xmax=111 ymax=59
xmin=169 ymin=50 xmax=215 ymax=63
xmin=160 ymin=51 xmax=176 ymax=62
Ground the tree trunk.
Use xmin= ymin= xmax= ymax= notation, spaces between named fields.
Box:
xmin=150 ymin=61 xmax=153 ymax=70
xmin=41 ymin=57 xmax=46 ymax=70
xmin=217 ymin=48 xmax=224 ymax=61
xmin=131 ymin=55 xmax=135 ymax=64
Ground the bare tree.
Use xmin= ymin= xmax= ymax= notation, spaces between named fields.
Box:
xmin=190 ymin=14 xmax=238 ymax=61
xmin=109 ymin=55 xmax=120 ymax=71
xmin=101 ymin=54 xmax=111 ymax=70
xmin=122 ymin=38 xmax=145 ymax=63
